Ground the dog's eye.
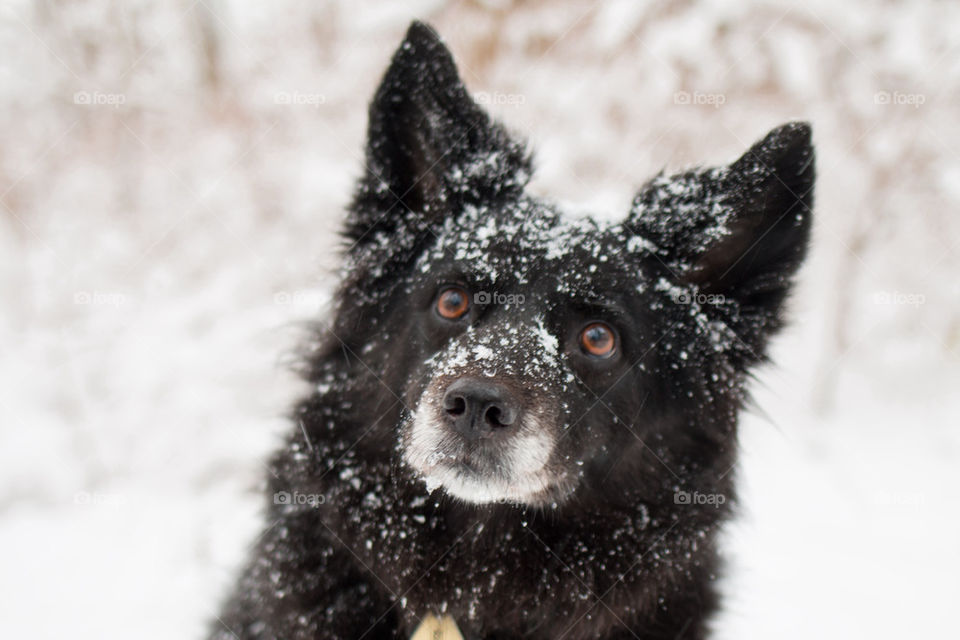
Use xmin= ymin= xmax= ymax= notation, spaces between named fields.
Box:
xmin=436 ymin=286 xmax=470 ymax=320
xmin=579 ymin=322 xmax=616 ymax=358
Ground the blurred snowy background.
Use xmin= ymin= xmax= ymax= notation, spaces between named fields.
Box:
xmin=1 ymin=0 xmax=958 ymax=637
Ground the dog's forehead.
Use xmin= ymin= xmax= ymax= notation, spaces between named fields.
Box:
xmin=428 ymin=316 xmax=566 ymax=388
xmin=416 ymin=197 xmax=654 ymax=295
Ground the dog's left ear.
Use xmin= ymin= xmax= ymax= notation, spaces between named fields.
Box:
xmin=690 ymin=122 xmax=813 ymax=295
xmin=346 ymin=21 xmax=530 ymax=246
xmin=629 ymin=123 xmax=814 ymax=345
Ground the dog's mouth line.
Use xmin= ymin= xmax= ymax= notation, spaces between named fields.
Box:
xmin=420 ymin=454 xmax=521 ymax=480
xmin=411 ymin=431 xmax=553 ymax=471
xmin=414 ymin=461 xmax=566 ymax=505
xmin=408 ymin=448 xmax=569 ymax=498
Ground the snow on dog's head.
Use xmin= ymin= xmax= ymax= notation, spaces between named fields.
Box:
xmin=324 ymin=22 xmax=814 ymax=509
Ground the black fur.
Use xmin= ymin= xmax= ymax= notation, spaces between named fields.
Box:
xmin=211 ymin=21 xmax=814 ymax=640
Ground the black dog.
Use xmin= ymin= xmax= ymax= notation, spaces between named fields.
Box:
xmin=212 ymin=21 xmax=814 ymax=640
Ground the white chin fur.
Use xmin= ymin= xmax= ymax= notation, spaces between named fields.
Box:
xmin=403 ymin=401 xmax=556 ymax=505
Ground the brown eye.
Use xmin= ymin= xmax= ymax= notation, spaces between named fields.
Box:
xmin=579 ymin=322 xmax=616 ymax=358
xmin=436 ymin=286 xmax=470 ymax=320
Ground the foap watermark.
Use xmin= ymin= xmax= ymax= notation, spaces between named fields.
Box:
xmin=74 ymin=91 xmax=126 ymax=108
xmin=872 ymin=490 xmax=925 ymax=507
xmin=74 ymin=290 xmax=126 ymax=307
xmin=874 ymin=90 xmax=925 ymax=108
xmin=674 ymin=91 xmax=726 ymax=109
xmin=673 ymin=290 xmax=726 ymax=306
xmin=274 ymin=290 xmax=327 ymax=308
xmin=73 ymin=491 xmax=126 ymax=508
xmin=872 ymin=290 xmax=925 ymax=307
xmin=475 ymin=91 xmax=526 ymax=107
xmin=274 ymin=91 xmax=326 ymax=108
xmin=274 ymin=491 xmax=326 ymax=508
xmin=674 ymin=490 xmax=726 ymax=508
xmin=474 ymin=291 xmax=525 ymax=305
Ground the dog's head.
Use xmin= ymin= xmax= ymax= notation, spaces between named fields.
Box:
xmin=328 ymin=22 xmax=813 ymax=508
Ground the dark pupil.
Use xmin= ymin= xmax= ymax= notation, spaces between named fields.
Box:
xmin=587 ymin=326 xmax=608 ymax=346
xmin=444 ymin=291 xmax=463 ymax=310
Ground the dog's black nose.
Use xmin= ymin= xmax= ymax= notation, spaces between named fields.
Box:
xmin=442 ymin=377 xmax=519 ymax=439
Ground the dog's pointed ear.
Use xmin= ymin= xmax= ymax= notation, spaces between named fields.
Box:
xmin=628 ymin=122 xmax=814 ymax=349
xmin=689 ymin=122 xmax=814 ymax=294
xmin=346 ymin=21 xmax=531 ymax=246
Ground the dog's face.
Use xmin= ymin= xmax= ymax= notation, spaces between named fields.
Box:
xmin=332 ymin=23 xmax=813 ymax=508
xmin=399 ymin=203 xmax=655 ymax=505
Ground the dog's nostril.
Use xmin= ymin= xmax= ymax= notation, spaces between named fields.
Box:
xmin=445 ymin=395 xmax=466 ymax=416
xmin=484 ymin=404 xmax=515 ymax=427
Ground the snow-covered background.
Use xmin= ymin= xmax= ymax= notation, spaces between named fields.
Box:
xmin=1 ymin=0 xmax=958 ymax=637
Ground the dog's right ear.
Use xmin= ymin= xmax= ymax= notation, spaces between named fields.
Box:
xmin=345 ymin=21 xmax=531 ymax=247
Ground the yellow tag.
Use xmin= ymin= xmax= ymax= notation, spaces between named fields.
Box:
xmin=409 ymin=613 xmax=463 ymax=640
